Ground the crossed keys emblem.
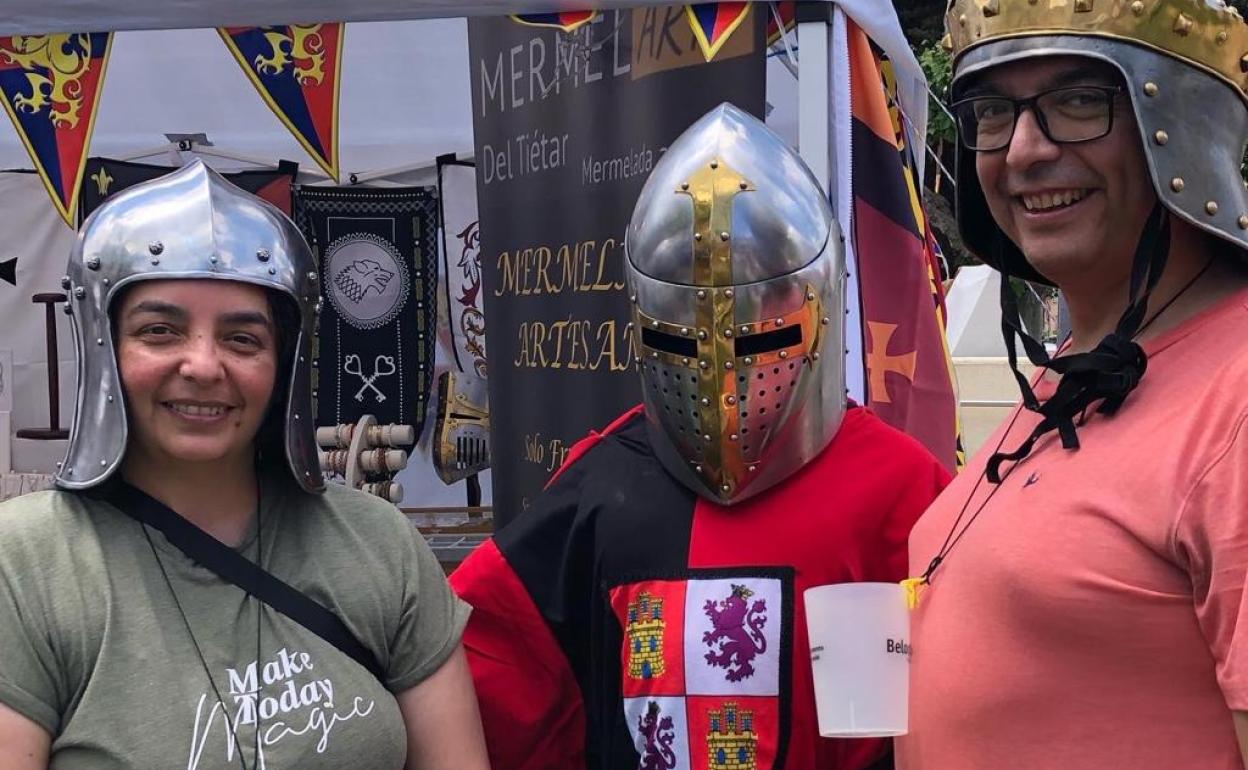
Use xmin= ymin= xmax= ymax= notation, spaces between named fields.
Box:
xmin=344 ymin=354 xmax=396 ymax=402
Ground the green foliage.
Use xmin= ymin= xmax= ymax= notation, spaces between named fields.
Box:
xmin=916 ymin=40 xmax=955 ymax=146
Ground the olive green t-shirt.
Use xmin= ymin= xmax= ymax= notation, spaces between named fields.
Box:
xmin=0 ymin=475 xmax=470 ymax=769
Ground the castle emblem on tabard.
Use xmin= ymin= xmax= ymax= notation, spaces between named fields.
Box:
xmin=637 ymin=700 xmax=678 ymax=770
xmin=702 ymin=584 xmax=768 ymax=682
xmin=707 ymin=702 xmax=757 ymax=770
xmin=627 ymin=590 xmax=667 ymax=680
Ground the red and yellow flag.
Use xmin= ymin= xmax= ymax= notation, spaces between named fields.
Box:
xmin=0 ymin=33 xmax=112 ymax=225
xmin=847 ymin=19 xmax=960 ymax=470
xmin=686 ymin=2 xmax=752 ymax=61
xmin=220 ymin=24 xmax=344 ymax=180
xmin=511 ymin=12 xmax=598 ymax=33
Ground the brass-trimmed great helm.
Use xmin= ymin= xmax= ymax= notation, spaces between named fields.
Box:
xmin=625 ymin=102 xmax=845 ymax=506
xmin=57 ymin=159 xmax=324 ymax=493
xmin=946 ymin=0 xmax=1248 ymax=283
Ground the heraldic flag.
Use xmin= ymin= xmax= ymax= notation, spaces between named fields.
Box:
xmin=844 ymin=17 xmax=960 ymax=471
xmin=0 ymin=33 xmax=112 ymax=226
xmin=686 ymin=2 xmax=752 ymax=61
xmin=510 ymin=12 xmax=598 ymax=33
xmin=219 ymin=24 xmax=343 ymax=180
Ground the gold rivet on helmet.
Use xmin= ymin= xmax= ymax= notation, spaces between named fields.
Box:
xmin=710 ymin=160 xmax=719 ymax=170
xmin=739 ymin=324 xmax=750 ymax=334
xmin=698 ymin=330 xmax=708 ymax=340
xmin=726 ymin=395 xmax=737 ymax=405
xmin=1171 ymin=177 xmax=1185 ymax=192
xmin=724 ymin=328 xmax=733 ymax=338
xmin=697 ymin=290 xmax=707 ymax=299
xmin=1130 ymin=0 xmax=1144 ymax=15
xmin=775 ymin=318 xmax=785 ymax=327
xmin=812 ymin=352 xmax=821 ymax=361
xmin=651 ymin=351 xmax=659 ymax=359
xmin=1154 ymin=130 xmax=1169 ymax=145
xmin=738 ymin=181 xmax=748 ymax=190
xmin=1238 ymin=214 xmax=1248 ymax=229
xmin=724 ymin=289 xmax=734 ymax=299
xmin=694 ymin=232 xmax=703 ymax=241
xmin=940 ymin=33 xmax=953 ymax=52
xmin=982 ymin=0 xmax=999 ymax=17
xmin=807 ymin=290 xmax=816 ymax=301
xmin=958 ymin=13 xmax=967 ymax=26
xmin=1218 ymin=31 xmax=1229 ymax=45
xmin=725 ymin=361 xmax=734 ymax=370
xmin=779 ymin=350 xmax=789 ymax=359
xmin=821 ymin=316 xmax=830 ymax=325
xmin=681 ymin=182 xmax=690 ymax=191
xmin=1206 ymin=201 xmax=1219 ymax=215
xmin=1173 ymin=13 xmax=1193 ymax=36
xmin=701 ymin=397 xmax=710 ymax=406
xmin=1073 ymin=0 xmax=1093 ymax=12
xmin=679 ymin=327 xmax=689 ymax=336
xmin=699 ymin=360 xmax=709 ymax=369
xmin=743 ymin=357 xmax=753 ymax=365
xmin=720 ymin=231 xmax=730 ymax=241
xmin=1143 ymin=82 xmax=1159 ymax=96
xmin=651 ymin=320 xmax=660 ymax=328
xmin=681 ymin=357 xmax=690 ymax=366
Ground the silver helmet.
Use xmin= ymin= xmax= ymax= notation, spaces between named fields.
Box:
xmin=946 ymin=0 xmax=1248 ymax=283
xmin=58 ymin=159 xmax=324 ymax=492
xmin=625 ymin=102 xmax=845 ymax=506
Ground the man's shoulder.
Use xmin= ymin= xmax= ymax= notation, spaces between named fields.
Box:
xmin=830 ymin=407 xmax=949 ymax=471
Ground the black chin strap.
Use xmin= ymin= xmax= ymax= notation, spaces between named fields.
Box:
xmin=986 ymin=203 xmax=1170 ymax=483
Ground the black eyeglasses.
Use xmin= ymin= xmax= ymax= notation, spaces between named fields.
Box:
xmin=951 ymin=85 xmax=1125 ymax=152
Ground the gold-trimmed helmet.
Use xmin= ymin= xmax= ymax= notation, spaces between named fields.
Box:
xmin=624 ymin=103 xmax=845 ymax=506
xmin=945 ymin=0 xmax=1248 ymax=283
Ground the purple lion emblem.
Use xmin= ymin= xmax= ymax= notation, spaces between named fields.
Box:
xmin=702 ymin=583 xmax=768 ymax=682
xmin=637 ymin=701 xmax=677 ymax=770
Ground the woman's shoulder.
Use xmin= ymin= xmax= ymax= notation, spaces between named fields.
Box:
xmin=280 ymin=480 xmax=414 ymax=548
xmin=0 ymin=489 xmax=99 ymax=538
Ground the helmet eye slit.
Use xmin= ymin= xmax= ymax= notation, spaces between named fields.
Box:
xmin=734 ymin=325 xmax=802 ymax=357
xmin=641 ymin=327 xmax=698 ymax=357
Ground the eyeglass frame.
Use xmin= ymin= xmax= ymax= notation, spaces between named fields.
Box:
xmin=950 ymin=84 xmax=1127 ymax=153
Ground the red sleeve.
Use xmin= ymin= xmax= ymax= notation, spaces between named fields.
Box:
xmin=450 ymin=539 xmax=586 ymax=770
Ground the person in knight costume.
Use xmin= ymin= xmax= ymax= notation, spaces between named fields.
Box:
xmin=899 ymin=1 xmax=1248 ymax=768
xmin=0 ymin=161 xmax=489 ymax=770
xmin=450 ymin=103 xmax=950 ymax=770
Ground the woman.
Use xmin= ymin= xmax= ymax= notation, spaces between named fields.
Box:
xmin=0 ymin=160 xmax=490 ymax=769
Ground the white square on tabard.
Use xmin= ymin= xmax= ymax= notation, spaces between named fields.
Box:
xmin=683 ymin=577 xmax=783 ymax=696
xmin=623 ymin=696 xmax=691 ymax=770
xmin=0 ymin=350 xmax=11 ymax=412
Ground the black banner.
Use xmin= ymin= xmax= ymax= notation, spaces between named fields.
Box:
xmin=292 ymin=186 xmax=439 ymax=436
xmin=469 ymin=6 xmax=765 ymax=523
xmin=78 ymin=157 xmax=300 ymax=223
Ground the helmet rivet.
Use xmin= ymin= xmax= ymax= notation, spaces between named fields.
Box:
xmin=701 ymin=397 xmax=710 ymax=406
xmin=61 ymin=276 xmax=70 ymax=289
xmin=681 ymin=182 xmax=690 ymax=191
xmin=1153 ymin=130 xmax=1168 ymax=145
xmin=294 ymin=414 xmax=300 ymax=420
xmin=729 ymin=433 xmax=739 ymax=441
xmin=257 ymin=248 xmax=271 ymax=261
xmin=697 ymin=330 xmax=708 ymax=340
xmin=150 ymin=258 xmax=160 ymax=266
xmin=1206 ymin=200 xmax=1219 ymax=215
xmin=1143 ymin=81 xmax=1159 ymax=97
xmin=806 ymin=291 xmax=816 ymax=301
xmin=694 ymin=465 xmax=703 ymax=473
xmin=724 ymin=361 xmax=734 ymax=370
xmin=697 ymin=290 xmax=707 ymax=300
xmin=651 ymin=320 xmax=660 ymax=328
xmin=704 ymin=434 xmax=713 ymax=442
xmin=148 ymin=240 xmax=164 ymax=255
xmin=308 ymin=271 xmax=318 ymax=283
xmin=958 ymin=13 xmax=967 ymax=26
xmin=724 ymin=289 xmax=734 ymax=299
xmin=779 ymin=350 xmax=789 ymax=359
xmin=1173 ymin=12 xmax=1193 ymax=36
xmin=102 ymin=277 xmax=110 ymax=286
xmin=679 ymin=327 xmax=689 ymax=336
xmin=209 ymin=255 xmax=218 ymax=264
xmin=748 ymin=464 xmax=757 ymax=473
xmin=1130 ymin=0 xmax=1144 ymax=13
xmin=775 ymin=318 xmax=784 ymax=327
xmin=821 ymin=316 xmax=830 ymax=325
xmin=726 ymin=395 xmax=737 ymax=405
xmin=1218 ymin=30 xmax=1229 ymax=44
xmin=100 ymin=459 xmax=106 ymax=467
xmin=651 ymin=351 xmax=659 ymax=359
xmin=1239 ymin=214 xmax=1248 ymax=229
xmin=74 ymin=287 xmax=85 ymax=300
xmin=740 ymin=325 xmax=749 ymax=334
xmin=682 ymin=357 xmax=690 ymax=365
xmin=1171 ymin=177 xmax=1185 ymax=192
xmin=725 ymin=329 xmax=734 ymax=338
xmin=86 ymin=256 xmax=100 ymax=270
xmin=96 ymin=338 xmax=103 ymax=345
xmin=694 ymin=232 xmax=703 ymax=241
xmin=739 ymin=181 xmax=748 ymax=190
xmin=107 ymin=395 xmax=114 ymax=403
xmin=721 ymin=484 xmax=731 ymax=492
xmin=62 ymin=305 xmax=72 ymax=315
xmin=699 ymin=360 xmax=710 ymax=369
xmin=743 ymin=357 xmax=753 ymax=365
xmin=710 ymin=160 xmax=719 ymax=170
xmin=812 ymin=352 xmax=821 ymax=361
xmin=720 ymin=231 xmax=730 ymax=241
xmin=629 ymin=294 xmax=637 ymax=303
xmin=268 ymin=267 xmax=277 ymax=275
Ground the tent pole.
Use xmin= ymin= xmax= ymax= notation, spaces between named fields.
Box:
xmin=797 ymin=5 xmax=832 ymax=196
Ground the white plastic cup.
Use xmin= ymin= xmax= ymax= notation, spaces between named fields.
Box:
xmin=804 ymin=582 xmax=910 ymax=737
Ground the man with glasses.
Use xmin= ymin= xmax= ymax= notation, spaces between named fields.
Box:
xmin=898 ymin=2 xmax=1248 ymax=769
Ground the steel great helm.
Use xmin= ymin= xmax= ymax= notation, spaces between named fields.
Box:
xmin=57 ymin=159 xmax=324 ymax=493
xmin=625 ymin=103 xmax=845 ymax=506
xmin=945 ymin=0 xmax=1248 ymax=284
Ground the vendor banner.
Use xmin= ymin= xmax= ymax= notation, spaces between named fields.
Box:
xmin=293 ymin=186 xmax=439 ymax=436
xmin=78 ymin=157 xmax=299 ymax=222
xmin=0 ymin=33 xmax=113 ymax=225
xmin=219 ymin=24 xmax=343 ymax=180
xmin=437 ymin=157 xmax=487 ymax=379
xmin=468 ymin=5 xmax=764 ymax=522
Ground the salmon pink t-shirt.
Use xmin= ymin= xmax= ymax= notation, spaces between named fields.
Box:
xmin=899 ymin=288 xmax=1248 ymax=770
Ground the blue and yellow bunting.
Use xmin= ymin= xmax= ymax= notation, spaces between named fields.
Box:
xmin=510 ymin=11 xmax=598 ymax=33
xmin=0 ymin=33 xmax=112 ymax=226
xmin=685 ymin=2 xmax=752 ymax=61
xmin=219 ymin=24 xmax=344 ymax=180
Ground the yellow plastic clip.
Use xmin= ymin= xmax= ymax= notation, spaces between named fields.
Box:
xmin=900 ymin=577 xmax=926 ymax=610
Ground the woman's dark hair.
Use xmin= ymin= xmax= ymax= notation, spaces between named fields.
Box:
xmin=255 ymin=289 xmax=303 ymax=468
